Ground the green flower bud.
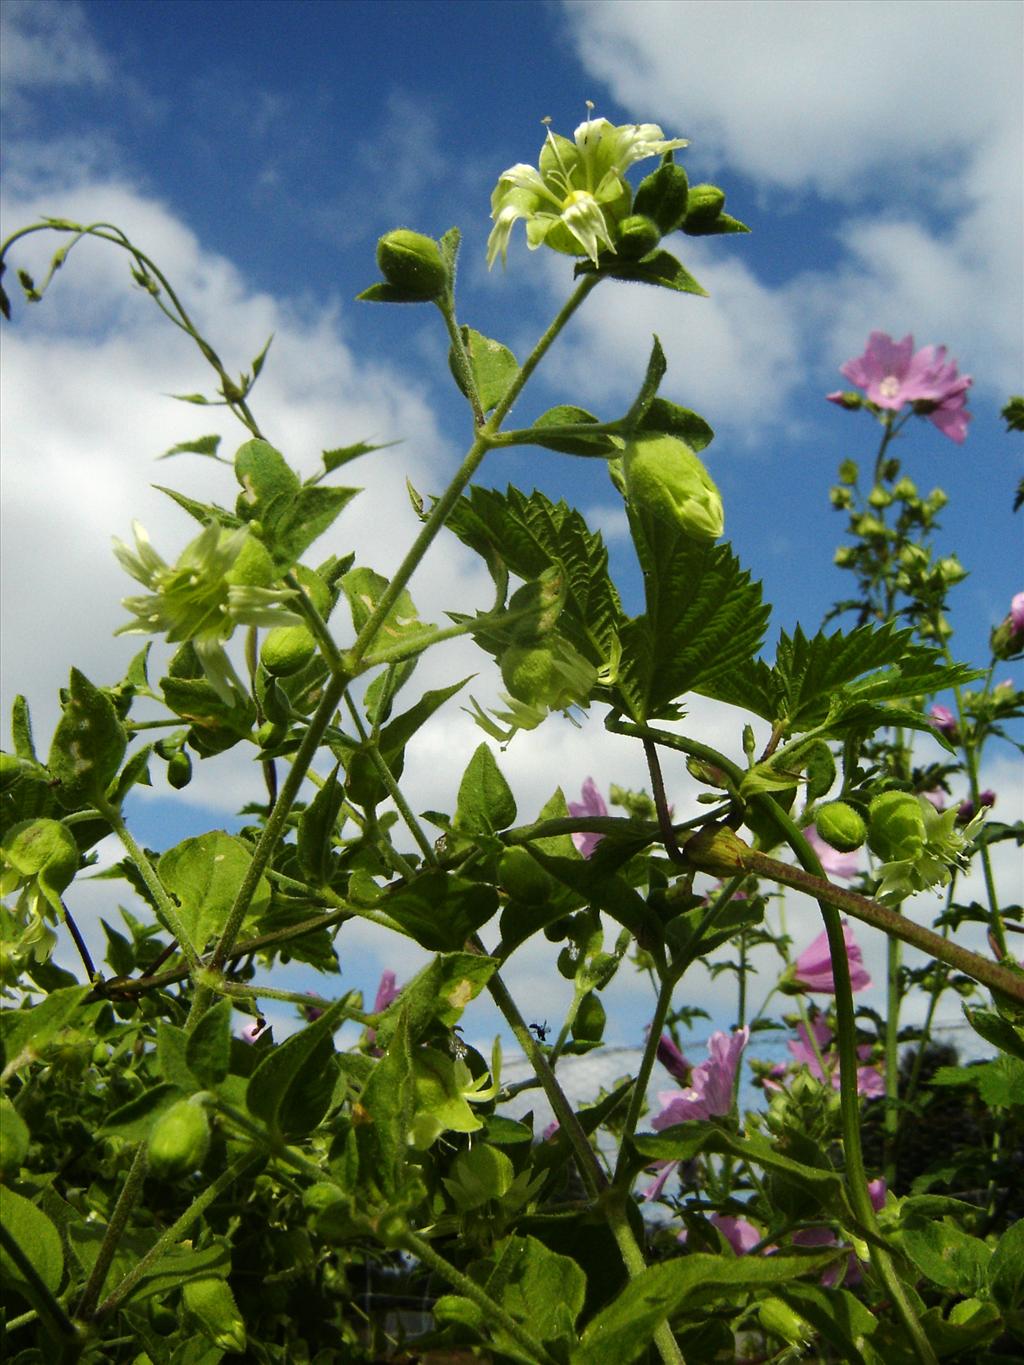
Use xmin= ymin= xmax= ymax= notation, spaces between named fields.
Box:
xmin=633 ymin=161 xmax=690 ymax=234
xmin=758 ymin=1296 xmax=812 ymax=1346
xmin=833 ymin=546 xmax=856 ymax=567
xmin=376 ymin=230 xmax=448 ymax=299
xmin=682 ymin=183 xmax=726 ymax=232
xmin=838 ymin=459 xmax=859 ymax=484
xmin=815 ymin=800 xmax=867 ymax=852
xmin=506 ymin=570 xmax=564 ymax=643
xmin=166 ymin=751 xmax=193 ymax=789
xmin=868 ymin=791 xmax=926 ymax=863
xmin=622 ymin=433 xmax=724 ymax=542
xmin=260 ymin=624 xmax=317 ymax=676
xmin=183 ymin=1276 xmax=246 ymax=1354
xmin=614 ymin=214 xmax=661 ymax=259
xmin=0 ymin=1097 xmax=30 ymax=1179
xmin=146 ymin=1097 xmax=210 ymax=1178
xmin=500 ymin=640 xmax=596 ymax=712
xmin=868 ymin=484 xmax=893 ymax=508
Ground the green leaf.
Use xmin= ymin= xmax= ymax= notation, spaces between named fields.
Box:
xmin=101 ymin=1082 xmax=182 ymax=1139
xmin=297 ymin=761 xmax=345 ymax=885
xmin=264 ymin=485 xmax=361 ymax=572
xmin=617 ymin=533 xmax=769 ymax=721
xmin=157 ymin=1021 xmax=198 ymax=1092
xmin=322 ymin=439 xmax=396 ymax=474
xmin=477 ymin=1235 xmax=585 ymax=1351
xmin=899 ymin=1213 xmax=991 ymax=1294
xmin=635 ymin=397 xmax=714 ymax=453
xmin=341 ymin=566 xmax=433 ymax=652
xmin=449 ymin=327 xmax=519 ymax=414
xmin=530 ymin=405 xmax=620 ymax=458
xmin=356 ymin=1008 xmax=415 ymax=1196
xmin=154 ymin=483 xmax=242 ymax=529
xmin=48 ymin=668 xmax=127 ymax=808
xmin=963 ymin=1005 xmax=1024 ymax=1062
xmin=454 ymin=743 xmax=516 ymax=835
xmin=774 ymin=1283 xmax=877 ymax=1365
xmin=528 ymin=848 xmax=650 ymax=939
xmin=633 ymin=1125 xmax=843 ymax=1202
xmin=157 ymin=434 xmax=223 ymax=461
xmin=442 ymin=486 xmax=624 ymax=668
xmin=158 ymin=830 xmax=271 ymax=950
xmin=990 ymin=1217 xmax=1024 ymax=1314
xmin=384 ymin=871 xmax=499 ymax=951
xmin=623 ymin=335 xmax=668 ymax=428
xmin=246 ymin=995 xmax=349 ymax=1138
xmin=250 ymin=332 xmax=273 ymax=378
xmin=186 ymin=997 xmax=233 ymax=1087
xmin=374 ymin=951 xmax=499 ymax=1048
xmin=11 ymin=695 xmax=37 ymax=761
xmin=160 ymin=656 xmax=256 ymax=757
xmin=0 ymin=1186 xmax=65 ymax=1301
xmin=101 ymin=917 xmax=135 ymax=977
xmin=572 ymin=1252 xmax=837 ymax=1365
xmin=0 ymin=985 xmax=91 ymax=1076
xmin=235 ymin=437 xmax=299 ymax=503
xmin=577 ymin=247 xmax=708 ymax=296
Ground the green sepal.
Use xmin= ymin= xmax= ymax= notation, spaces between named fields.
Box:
xmin=577 ymin=247 xmax=707 ymax=296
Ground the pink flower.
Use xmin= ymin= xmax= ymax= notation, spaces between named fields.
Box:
xmin=568 ymin=777 xmax=608 ymax=858
xmin=792 ymin=921 xmax=871 ymax=994
xmin=652 ymin=1028 xmax=749 ymax=1128
xmin=1012 ymin=593 xmax=1024 ymax=632
xmin=712 ymin=1215 xmax=762 ymax=1255
xmin=802 ymin=825 xmax=861 ymax=880
xmin=794 ymin=1180 xmax=887 ymax=1287
xmin=240 ymin=1018 xmax=268 ymax=1043
xmin=922 ymin=788 xmax=947 ymax=811
xmin=928 ymin=704 xmax=959 ymax=738
xmin=366 ymin=970 xmax=401 ymax=1051
xmin=656 ymin=1033 xmax=691 ymax=1084
xmin=830 ymin=331 xmax=972 ymax=443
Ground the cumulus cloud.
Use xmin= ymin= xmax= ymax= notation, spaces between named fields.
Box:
xmin=562 ymin=0 xmax=1022 ymax=399
xmin=1 ymin=0 xmax=113 ymax=110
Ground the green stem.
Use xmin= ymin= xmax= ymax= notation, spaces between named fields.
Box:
xmin=884 ymin=928 xmax=902 ymax=1186
xmin=93 ymin=1151 xmax=261 ymax=1322
xmin=74 ymin=1144 xmax=150 ymax=1322
xmin=102 ymin=805 xmax=202 ymax=974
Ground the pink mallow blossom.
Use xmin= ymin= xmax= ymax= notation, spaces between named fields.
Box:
xmin=794 ymin=1179 xmax=887 ymax=1286
xmin=786 ymin=1014 xmax=883 ymax=1098
xmin=568 ymin=777 xmax=608 ymax=858
xmin=792 ymin=921 xmax=871 ymax=994
xmin=656 ymin=1033 xmax=692 ymax=1084
xmin=958 ymin=789 xmax=995 ymax=824
xmin=928 ymin=704 xmax=959 ymax=738
xmin=1012 ymin=593 xmax=1024 ymax=632
xmin=678 ymin=1214 xmax=763 ymax=1255
xmin=802 ymin=825 xmax=861 ymax=880
xmin=828 ymin=331 xmax=972 ymax=443
xmin=366 ymin=970 xmax=402 ymax=1050
xmin=643 ymin=1028 xmax=749 ymax=1201
xmin=653 ymin=1028 xmax=750 ymax=1128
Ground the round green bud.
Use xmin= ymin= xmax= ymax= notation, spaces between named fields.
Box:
xmin=622 ymin=434 xmax=724 ymax=543
xmin=868 ymin=791 xmax=926 ymax=863
xmin=260 ymin=624 xmax=317 ymax=676
xmin=501 ymin=645 xmax=562 ymax=707
xmin=0 ymin=1097 xmax=30 ymax=1178
xmin=376 ymin=230 xmax=447 ymax=299
xmin=166 ymin=751 xmax=193 ymax=790
xmin=146 ymin=1098 xmax=210 ymax=1178
xmin=498 ymin=846 xmax=555 ymax=907
xmin=683 ymin=183 xmax=726 ymax=231
xmin=814 ymin=801 xmax=868 ymax=853
xmin=614 ymin=214 xmax=661 ymax=259
xmin=183 ymin=1276 xmax=246 ymax=1354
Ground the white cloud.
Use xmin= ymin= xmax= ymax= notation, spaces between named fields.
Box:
xmin=1 ymin=0 xmax=113 ymax=110
xmin=562 ymin=0 xmax=1023 ymax=399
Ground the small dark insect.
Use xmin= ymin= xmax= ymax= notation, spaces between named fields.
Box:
xmin=529 ymin=1021 xmax=550 ymax=1042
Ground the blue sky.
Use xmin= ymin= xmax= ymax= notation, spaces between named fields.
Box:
xmin=2 ymin=0 xmax=1022 ymax=1056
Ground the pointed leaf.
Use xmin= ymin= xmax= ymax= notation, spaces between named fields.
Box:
xmin=48 ymin=668 xmax=127 ymax=807
xmin=577 ymin=247 xmax=707 ymax=295
xmin=385 ymin=871 xmax=499 ymax=951
xmin=322 ymin=439 xmax=396 ymax=474
xmin=449 ymin=327 xmax=519 ymax=414
xmin=246 ymin=995 xmax=348 ymax=1138
xmin=297 ymin=762 xmax=345 ymax=885
xmin=623 ymin=335 xmax=667 ymax=428
xmin=454 ymin=743 xmax=517 ymax=834
xmin=157 ymin=434 xmax=223 ymax=461
xmin=186 ymin=997 xmax=233 ymax=1087
xmin=158 ymin=830 xmax=271 ymax=950
xmin=530 ymin=405 xmax=619 ymax=457
xmin=0 ymin=1186 xmax=64 ymax=1301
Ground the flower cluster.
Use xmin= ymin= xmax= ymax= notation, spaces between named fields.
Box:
xmin=487 ymin=113 xmax=687 ymax=268
xmin=827 ymin=331 xmax=972 ymax=443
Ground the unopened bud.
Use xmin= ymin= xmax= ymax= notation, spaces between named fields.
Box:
xmin=623 ymin=433 xmax=724 ymax=543
xmin=614 ymin=214 xmax=661 ymax=259
xmin=815 ymin=801 xmax=867 ymax=852
xmin=376 ymin=230 xmax=448 ymax=299
xmin=682 ymin=184 xmax=725 ymax=232
xmin=147 ymin=1097 xmax=210 ymax=1178
xmin=868 ymin=791 xmax=926 ymax=862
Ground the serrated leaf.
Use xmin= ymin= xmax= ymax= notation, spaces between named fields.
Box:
xmin=617 ymin=530 xmax=768 ymax=721
xmin=449 ymin=327 xmax=519 ymax=413
xmin=157 ymin=434 xmax=223 ymax=461
xmin=356 ymin=1007 xmax=415 ymax=1196
xmin=442 ymin=486 xmax=625 ymax=668
xmin=261 ymin=484 xmax=361 ymax=571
